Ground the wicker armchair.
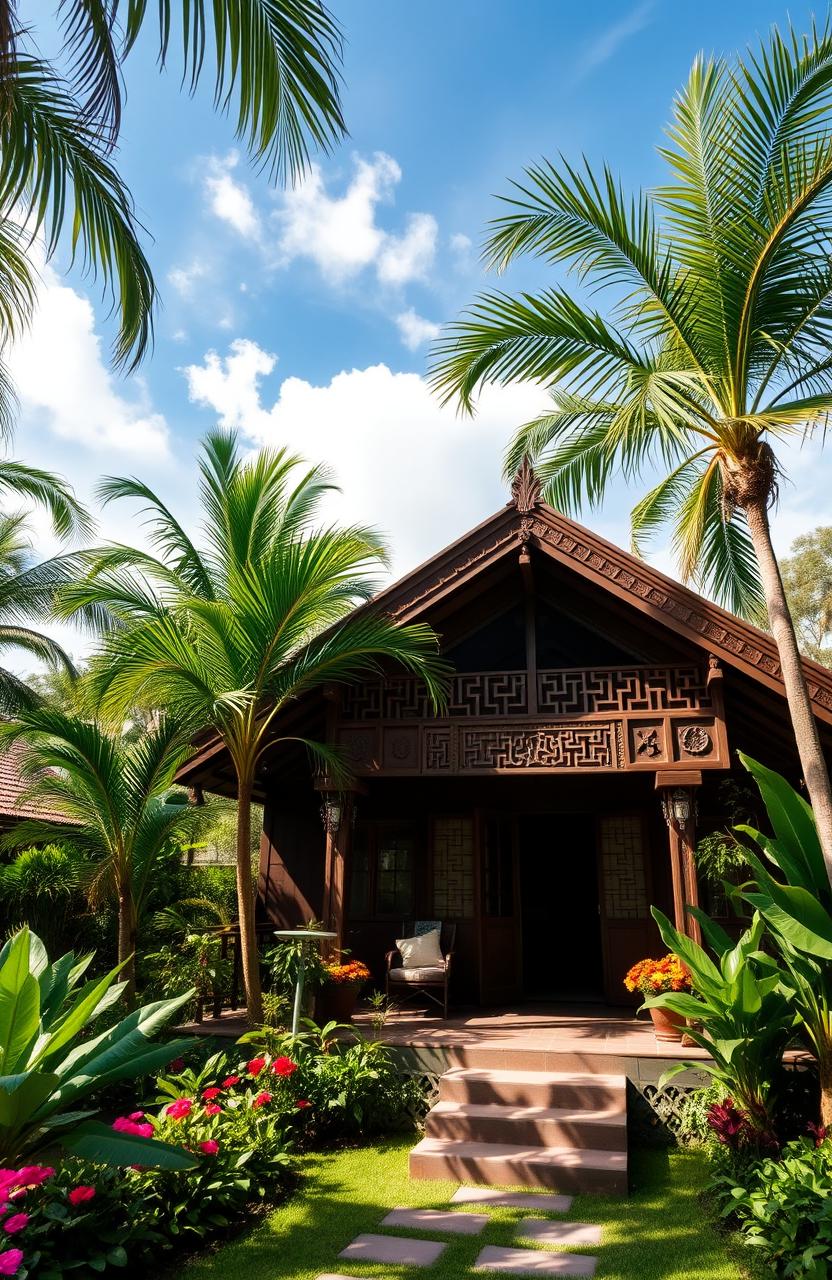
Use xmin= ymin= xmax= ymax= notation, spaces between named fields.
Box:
xmin=385 ymin=920 xmax=456 ymax=1018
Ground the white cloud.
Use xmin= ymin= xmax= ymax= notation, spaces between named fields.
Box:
xmin=167 ymin=259 xmax=208 ymax=298
xmin=273 ymin=151 xmax=437 ymax=287
xmin=395 ymin=308 xmax=441 ymax=350
xmin=575 ymin=1 xmax=654 ymax=78
xmin=450 ymin=233 xmax=472 ymax=255
xmin=377 ymin=212 xmax=438 ymax=285
xmin=7 ymin=263 xmax=170 ymax=457
xmin=203 ymin=152 xmax=261 ymax=241
xmin=182 ymin=338 xmax=549 ymax=576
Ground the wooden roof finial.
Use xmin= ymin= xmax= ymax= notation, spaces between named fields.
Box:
xmin=510 ymin=455 xmax=542 ymax=514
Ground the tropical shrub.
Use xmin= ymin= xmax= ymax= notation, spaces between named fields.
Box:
xmin=736 ymin=755 xmax=832 ymax=1125
xmin=0 ymin=846 xmax=86 ymax=955
xmin=241 ymin=1023 xmax=423 ymax=1140
xmin=712 ymin=1135 xmax=832 ymax=1277
xmin=0 ymin=928 xmax=196 ymax=1169
xmin=142 ymin=932 xmax=232 ymax=1021
xmin=644 ymin=909 xmax=796 ymax=1140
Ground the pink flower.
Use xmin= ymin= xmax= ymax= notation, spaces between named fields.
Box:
xmin=246 ymin=1057 xmax=266 ymax=1077
xmin=0 ymin=1248 xmax=23 ymax=1275
xmin=252 ymin=1091 xmax=272 ymax=1108
xmin=113 ymin=1117 xmax=153 ymax=1138
xmin=199 ymin=1140 xmax=219 ymax=1156
xmin=12 ymin=1168 xmax=53 ymax=1189
xmin=2 ymin=1216 xmax=26 ymax=1236
xmin=202 ymin=1087 xmax=222 ymax=1101
xmin=221 ymin=1075 xmax=240 ymax=1088
xmin=271 ymin=1057 xmax=298 ymax=1078
xmin=168 ymin=1057 xmax=185 ymax=1072
xmin=295 ymin=1098 xmax=311 ymax=1109
xmin=128 ymin=1111 xmax=146 ymax=1122
xmin=203 ymin=1103 xmax=222 ymax=1116
xmin=165 ymin=1098 xmax=193 ymax=1121
xmin=68 ymin=1186 xmax=96 ymax=1206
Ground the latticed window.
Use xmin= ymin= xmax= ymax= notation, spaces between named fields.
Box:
xmin=377 ymin=832 xmax=416 ymax=915
xmin=432 ymin=816 xmax=475 ymax=918
xmin=599 ymin=815 xmax=648 ymax=919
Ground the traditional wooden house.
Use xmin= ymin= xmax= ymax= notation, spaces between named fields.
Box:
xmin=178 ymin=463 xmax=832 ymax=1009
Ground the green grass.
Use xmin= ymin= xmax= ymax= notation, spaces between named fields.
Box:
xmin=180 ymin=1137 xmax=747 ymax=1279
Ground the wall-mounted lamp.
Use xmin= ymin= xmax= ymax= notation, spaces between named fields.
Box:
xmin=320 ymin=797 xmax=342 ymax=835
xmin=662 ymin=787 xmax=692 ymax=831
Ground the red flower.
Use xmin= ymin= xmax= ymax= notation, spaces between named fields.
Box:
xmin=271 ymin=1057 xmax=298 ymax=1078
xmin=203 ymin=1103 xmax=222 ymax=1116
xmin=168 ymin=1057 xmax=185 ymax=1072
xmin=128 ymin=1111 xmax=146 ymax=1122
xmin=295 ymin=1098 xmax=311 ymax=1109
xmin=113 ymin=1117 xmax=152 ymax=1138
xmin=252 ymin=1091 xmax=272 ymax=1108
xmin=68 ymin=1186 xmax=96 ymax=1206
xmin=2 ymin=1216 xmax=27 ymax=1236
xmin=199 ymin=1140 xmax=219 ymax=1156
xmin=222 ymin=1075 xmax=240 ymax=1088
xmin=808 ymin=1121 xmax=828 ymax=1148
xmin=165 ymin=1098 xmax=193 ymax=1121
xmin=0 ymin=1248 xmax=23 ymax=1275
xmin=202 ymin=1087 xmax=222 ymax=1101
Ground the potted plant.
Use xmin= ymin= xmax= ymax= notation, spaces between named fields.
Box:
xmin=316 ymin=959 xmax=372 ymax=1024
xmin=624 ymin=954 xmax=692 ymax=1041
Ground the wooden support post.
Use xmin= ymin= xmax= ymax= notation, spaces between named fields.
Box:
xmin=320 ymin=792 xmax=353 ymax=955
xmin=656 ymin=773 xmax=702 ymax=944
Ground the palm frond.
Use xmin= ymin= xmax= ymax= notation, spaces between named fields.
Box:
xmin=123 ymin=0 xmax=346 ymax=182
xmin=0 ymin=55 xmax=154 ymax=370
xmin=59 ymin=0 xmax=123 ymax=144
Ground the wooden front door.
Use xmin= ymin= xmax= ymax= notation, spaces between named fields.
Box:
xmin=478 ymin=814 xmax=522 ymax=1004
xmin=597 ymin=813 xmax=654 ymax=1004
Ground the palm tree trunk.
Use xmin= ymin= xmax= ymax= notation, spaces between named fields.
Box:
xmin=117 ymin=889 xmax=137 ymax=1008
xmin=746 ymin=499 xmax=832 ymax=884
xmin=235 ymin=770 xmax=263 ymax=1025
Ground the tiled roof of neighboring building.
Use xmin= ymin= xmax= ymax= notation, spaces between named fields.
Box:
xmin=0 ymin=742 xmax=68 ymax=825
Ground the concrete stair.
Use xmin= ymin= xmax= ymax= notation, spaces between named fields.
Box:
xmin=410 ymin=1066 xmax=627 ymax=1196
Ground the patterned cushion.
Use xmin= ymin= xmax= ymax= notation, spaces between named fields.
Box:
xmin=396 ymin=928 xmax=444 ymax=969
xmin=389 ymin=966 xmax=445 ymax=983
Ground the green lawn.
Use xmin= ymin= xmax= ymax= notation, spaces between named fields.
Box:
xmin=180 ymin=1137 xmax=747 ymax=1280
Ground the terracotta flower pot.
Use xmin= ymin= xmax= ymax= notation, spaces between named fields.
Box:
xmin=316 ymin=981 xmax=361 ymax=1025
xmin=649 ymin=1005 xmax=686 ymax=1043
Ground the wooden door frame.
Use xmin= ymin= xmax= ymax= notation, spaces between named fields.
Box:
xmin=476 ymin=807 xmax=523 ymax=1005
xmin=596 ymin=809 xmax=654 ymax=1004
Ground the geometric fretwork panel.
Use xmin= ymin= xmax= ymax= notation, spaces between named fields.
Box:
xmin=600 ymin=815 xmax=649 ymax=919
xmin=538 ymin=666 xmax=711 ymax=715
xmin=460 ymin=723 xmax=620 ymax=770
xmin=432 ymin=817 xmax=475 ymax=919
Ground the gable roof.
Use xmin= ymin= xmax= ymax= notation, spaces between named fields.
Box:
xmin=0 ymin=742 xmax=72 ymax=827
xmin=177 ymin=469 xmax=832 ymax=791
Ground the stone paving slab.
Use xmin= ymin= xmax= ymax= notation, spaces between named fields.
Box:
xmin=452 ymin=1187 xmax=573 ymax=1213
xmin=518 ymin=1220 xmax=602 ymax=1246
xmin=317 ymin=1275 xmax=372 ymax=1279
xmin=383 ymin=1207 xmax=489 ymax=1235
xmin=474 ymin=1245 xmax=598 ymax=1275
xmin=339 ymin=1233 xmax=447 ymax=1266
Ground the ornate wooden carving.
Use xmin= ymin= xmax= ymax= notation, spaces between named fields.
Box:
xmin=509 ymin=456 xmax=542 ymax=514
xmin=333 ymin=663 xmax=729 ymax=777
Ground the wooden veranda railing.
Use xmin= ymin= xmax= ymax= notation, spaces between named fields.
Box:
xmin=196 ymin=922 xmax=277 ymax=1021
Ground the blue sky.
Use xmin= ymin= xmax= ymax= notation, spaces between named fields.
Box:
xmin=9 ymin=0 xmax=831 ymax=648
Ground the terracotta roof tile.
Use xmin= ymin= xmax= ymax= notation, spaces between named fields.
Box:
xmin=0 ymin=742 xmax=70 ymax=825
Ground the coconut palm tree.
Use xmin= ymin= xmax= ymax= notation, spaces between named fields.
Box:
xmin=0 ymin=709 xmax=199 ymax=1002
xmin=430 ymin=22 xmax=832 ymax=886
xmin=58 ymin=430 xmax=448 ymax=1023
xmin=0 ymin=1 xmax=345 ymax=393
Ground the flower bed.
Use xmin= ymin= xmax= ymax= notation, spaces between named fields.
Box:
xmin=3 ymin=1036 xmax=421 ymax=1277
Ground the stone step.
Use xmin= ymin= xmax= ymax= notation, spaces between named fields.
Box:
xmin=426 ymin=1100 xmax=627 ymax=1150
xmin=409 ymin=1137 xmax=628 ymax=1195
xmin=474 ymin=1245 xmax=598 ymax=1275
xmin=381 ymin=1207 xmax=489 ymax=1235
xmin=518 ymin=1219 xmax=602 ymax=1246
xmin=438 ymin=1067 xmax=625 ymax=1110
xmin=338 ymin=1234 xmax=446 ymax=1266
